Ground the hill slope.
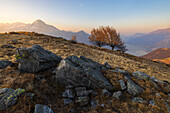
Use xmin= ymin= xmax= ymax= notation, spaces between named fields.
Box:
xmin=142 ymin=48 xmax=170 ymax=64
xmin=0 ymin=32 xmax=169 ymax=113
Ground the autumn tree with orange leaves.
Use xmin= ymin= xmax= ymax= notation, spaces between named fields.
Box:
xmin=89 ymin=26 xmax=127 ymax=52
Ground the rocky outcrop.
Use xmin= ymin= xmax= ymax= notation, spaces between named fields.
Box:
xmin=55 ymin=55 xmax=113 ymax=90
xmin=0 ymin=88 xmax=25 ymax=110
xmin=132 ymin=71 xmax=150 ymax=80
xmin=34 ymin=104 xmax=54 ymax=113
xmin=15 ymin=45 xmax=62 ymax=73
xmin=124 ymin=76 xmax=144 ymax=96
xmin=0 ymin=60 xmax=13 ymax=69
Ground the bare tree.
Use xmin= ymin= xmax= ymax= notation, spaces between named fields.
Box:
xmin=71 ymin=35 xmax=77 ymax=43
xmin=88 ymin=28 xmax=107 ymax=47
xmin=89 ymin=26 xmax=127 ymax=52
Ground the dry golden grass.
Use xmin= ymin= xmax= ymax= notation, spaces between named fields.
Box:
xmin=0 ymin=32 xmax=169 ymax=113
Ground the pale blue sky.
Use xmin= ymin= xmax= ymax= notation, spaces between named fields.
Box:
xmin=0 ymin=0 xmax=170 ymax=34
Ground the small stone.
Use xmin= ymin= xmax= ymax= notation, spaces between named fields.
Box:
xmin=100 ymin=104 xmax=105 ymax=107
xmin=76 ymin=97 xmax=89 ymax=107
xmin=118 ymin=79 xmax=126 ymax=90
xmin=155 ymin=93 xmax=161 ymax=97
xmin=132 ymin=97 xmax=146 ymax=103
xmin=34 ymin=104 xmax=54 ymax=113
xmin=25 ymin=93 xmax=34 ymax=100
xmin=102 ymin=89 xmax=111 ymax=96
xmin=70 ymin=108 xmax=77 ymax=113
xmin=104 ymin=62 xmax=112 ymax=69
xmin=149 ymin=100 xmax=156 ymax=106
xmin=63 ymin=98 xmax=72 ymax=105
xmin=62 ymin=89 xmax=75 ymax=99
xmin=0 ymin=60 xmax=13 ymax=69
xmin=112 ymin=91 xmax=122 ymax=99
xmin=66 ymin=85 xmax=73 ymax=89
xmin=91 ymin=100 xmax=98 ymax=109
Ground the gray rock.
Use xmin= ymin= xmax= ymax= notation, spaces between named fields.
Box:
xmin=132 ymin=71 xmax=150 ymax=80
xmin=70 ymin=108 xmax=77 ymax=113
xmin=10 ymin=39 xmax=18 ymax=44
xmin=118 ymin=79 xmax=126 ymax=90
xmin=149 ymin=100 xmax=156 ymax=106
xmin=1 ymin=44 xmax=15 ymax=48
xmin=34 ymin=104 xmax=54 ymax=113
xmin=0 ymin=60 xmax=13 ymax=69
xmin=132 ymin=97 xmax=146 ymax=103
xmin=113 ymin=91 xmax=122 ymax=99
xmin=76 ymin=90 xmax=92 ymax=97
xmin=112 ymin=68 xmax=130 ymax=76
xmin=15 ymin=45 xmax=62 ymax=73
xmin=25 ymin=93 xmax=34 ymax=100
xmin=91 ymin=100 xmax=98 ymax=109
xmin=55 ymin=55 xmax=113 ymax=90
xmin=63 ymin=98 xmax=73 ymax=105
xmin=76 ymin=97 xmax=89 ymax=107
xmin=102 ymin=89 xmax=111 ymax=96
xmin=165 ymin=102 xmax=170 ymax=113
xmin=104 ymin=62 xmax=112 ymax=69
xmin=124 ymin=76 xmax=144 ymax=96
xmin=155 ymin=93 xmax=161 ymax=97
xmin=0 ymin=88 xmax=25 ymax=110
xmin=100 ymin=104 xmax=105 ymax=107
xmin=62 ymin=89 xmax=75 ymax=99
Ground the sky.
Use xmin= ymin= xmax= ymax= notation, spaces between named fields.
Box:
xmin=0 ymin=0 xmax=170 ymax=35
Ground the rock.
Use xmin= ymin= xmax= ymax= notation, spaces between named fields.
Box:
xmin=118 ymin=79 xmax=126 ymax=90
xmin=63 ymin=98 xmax=73 ymax=105
xmin=132 ymin=97 xmax=146 ymax=103
xmin=91 ymin=100 xmax=99 ymax=109
xmin=132 ymin=71 xmax=150 ymax=80
xmin=10 ymin=39 xmax=18 ymax=44
xmin=34 ymin=104 xmax=54 ymax=113
xmin=70 ymin=108 xmax=77 ymax=113
xmin=62 ymin=89 xmax=75 ymax=99
xmin=75 ymin=87 xmax=92 ymax=97
xmin=1 ymin=44 xmax=15 ymax=48
xmin=55 ymin=55 xmax=113 ymax=90
xmin=15 ymin=45 xmax=62 ymax=73
xmin=155 ymin=93 xmax=161 ymax=97
xmin=112 ymin=68 xmax=130 ymax=76
xmin=124 ymin=76 xmax=144 ymax=96
xmin=76 ymin=97 xmax=89 ymax=107
xmin=100 ymin=104 xmax=105 ymax=107
xmin=0 ymin=60 xmax=13 ymax=69
xmin=25 ymin=93 xmax=34 ymax=100
xmin=165 ymin=102 xmax=170 ymax=113
xmin=102 ymin=89 xmax=111 ymax=96
xmin=0 ymin=88 xmax=25 ymax=110
xmin=66 ymin=85 xmax=74 ymax=89
xmin=104 ymin=62 xmax=112 ymax=69
xmin=149 ymin=100 xmax=156 ymax=106
xmin=112 ymin=91 xmax=122 ymax=99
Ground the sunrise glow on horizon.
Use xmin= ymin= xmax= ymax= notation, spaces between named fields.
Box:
xmin=0 ymin=0 xmax=170 ymax=35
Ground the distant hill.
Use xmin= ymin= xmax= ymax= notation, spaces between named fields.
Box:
xmin=126 ymin=28 xmax=170 ymax=50
xmin=0 ymin=19 xmax=90 ymax=44
xmin=142 ymin=48 xmax=170 ymax=64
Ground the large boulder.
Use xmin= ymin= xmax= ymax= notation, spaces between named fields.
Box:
xmin=124 ymin=76 xmax=144 ymax=96
xmin=0 ymin=60 xmax=13 ymax=69
xmin=54 ymin=55 xmax=113 ymax=90
xmin=132 ymin=71 xmax=150 ymax=80
xmin=0 ymin=88 xmax=25 ymax=110
xmin=15 ymin=45 xmax=62 ymax=73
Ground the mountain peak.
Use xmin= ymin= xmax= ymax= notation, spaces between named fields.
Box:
xmin=32 ymin=19 xmax=46 ymax=25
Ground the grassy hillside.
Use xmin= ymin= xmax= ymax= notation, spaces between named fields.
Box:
xmin=0 ymin=32 xmax=169 ymax=113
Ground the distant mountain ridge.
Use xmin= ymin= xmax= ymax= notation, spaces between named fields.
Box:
xmin=126 ymin=27 xmax=170 ymax=49
xmin=142 ymin=48 xmax=170 ymax=64
xmin=0 ymin=19 xmax=90 ymax=44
